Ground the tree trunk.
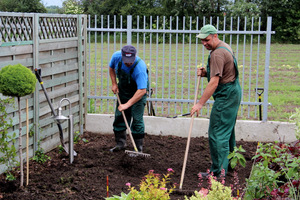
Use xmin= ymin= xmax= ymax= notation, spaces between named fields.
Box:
xmin=18 ymin=97 xmax=23 ymax=187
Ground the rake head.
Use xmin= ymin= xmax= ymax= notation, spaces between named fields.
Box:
xmin=125 ymin=150 xmax=151 ymax=157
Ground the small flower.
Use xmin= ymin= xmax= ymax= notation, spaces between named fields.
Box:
xmin=284 ymin=188 xmax=289 ymax=193
xmin=221 ymin=179 xmax=225 ymax=185
xmin=167 ymin=168 xmax=174 ymax=172
xmin=160 ymin=187 xmax=166 ymax=190
xmin=126 ymin=182 xmax=131 ymax=187
xmin=198 ymin=188 xmax=208 ymax=197
xmin=149 ymin=170 xmax=154 ymax=173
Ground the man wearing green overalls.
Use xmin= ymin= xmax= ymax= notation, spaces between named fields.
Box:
xmin=109 ymin=45 xmax=148 ymax=152
xmin=190 ymin=25 xmax=242 ymax=177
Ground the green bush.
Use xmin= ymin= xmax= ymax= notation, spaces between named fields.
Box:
xmin=0 ymin=64 xmax=36 ymax=97
xmin=185 ymin=178 xmax=241 ymax=200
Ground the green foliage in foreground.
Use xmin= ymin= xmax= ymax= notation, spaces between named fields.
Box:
xmin=245 ymin=136 xmax=300 ymax=199
xmin=185 ymin=178 xmax=240 ymax=200
xmin=32 ymin=143 xmax=51 ymax=164
xmin=0 ymin=98 xmax=18 ymax=181
xmin=106 ymin=169 xmax=175 ymax=200
xmin=228 ymin=145 xmax=246 ymax=169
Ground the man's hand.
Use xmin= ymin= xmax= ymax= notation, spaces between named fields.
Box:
xmin=118 ymin=103 xmax=129 ymax=112
xmin=190 ymin=103 xmax=203 ymax=117
xmin=111 ymin=84 xmax=118 ymax=94
xmin=116 ymin=89 xmax=146 ymax=112
xmin=197 ymin=67 xmax=207 ymax=77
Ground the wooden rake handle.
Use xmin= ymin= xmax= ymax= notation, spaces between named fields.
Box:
xmin=116 ymin=93 xmax=139 ymax=152
xmin=179 ymin=75 xmax=201 ymax=190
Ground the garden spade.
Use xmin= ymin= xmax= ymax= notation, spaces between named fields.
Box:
xmin=116 ymin=93 xmax=150 ymax=157
xmin=34 ymin=68 xmax=77 ymax=156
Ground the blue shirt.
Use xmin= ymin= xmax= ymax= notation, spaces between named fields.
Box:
xmin=109 ymin=51 xmax=148 ymax=90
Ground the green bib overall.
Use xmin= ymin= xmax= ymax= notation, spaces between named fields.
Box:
xmin=206 ymin=47 xmax=242 ymax=176
xmin=113 ymin=59 xmax=147 ymax=139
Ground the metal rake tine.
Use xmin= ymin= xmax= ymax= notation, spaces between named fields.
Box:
xmin=125 ymin=150 xmax=151 ymax=157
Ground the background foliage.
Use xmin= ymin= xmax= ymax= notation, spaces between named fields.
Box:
xmin=0 ymin=0 xmax=299 ymax=43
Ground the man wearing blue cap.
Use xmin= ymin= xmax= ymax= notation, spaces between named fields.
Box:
xmin=109 ymin=45 xmax=148 ymax=152
xmin=190 ymin=25 xmax=242 ymax=177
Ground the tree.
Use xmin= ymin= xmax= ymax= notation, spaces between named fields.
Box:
xmin=63 ymin=0 xmax=84 ymax=14
xmin=254 ymin=0 xmax=300 ymax=43
xmin=0 ymin=64 xmax=37 ymax=187
xmin=45 ymin=5 xmax=65 ymax=14
xmin=225 ymin=0 xmax=260 ymax=19
xmin=0 ymin=0 xmax=47 ymax=13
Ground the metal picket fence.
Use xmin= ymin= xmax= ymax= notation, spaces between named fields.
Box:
xmin=86 ymin=15 xmax=274 ymax=121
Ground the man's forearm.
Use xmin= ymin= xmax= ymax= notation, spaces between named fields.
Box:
xmin=109 ymin=67 xmax=117 ymax=85
xmin=197 ymin=76 xmax=219 ymax=106
xmin=126 ymin=89 xmax=147 ymax=107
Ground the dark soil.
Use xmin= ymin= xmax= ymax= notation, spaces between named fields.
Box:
xmin=0 ymin=132 xmax=258 ymax=200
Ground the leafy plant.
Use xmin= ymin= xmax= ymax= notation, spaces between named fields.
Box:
xmin=245 ymin=162 xmax=282 ymax=199
xmin=57 ymin=145 xmax=64 ymax=154
xmin=74 ymin=131 xmax=81 ymax=144
xmin=245 ymin=137 xmax=300 ymax=199
xmin=0 ymin=98 xmax=18 ymax=181
xmin=32 ymin=142 xmax=51 ymax=164
xmin=185 ymin=173 xmax=241 ymax=200
xmin=74 ymin=131 xmax=88 ymax=144
xmin=0 ymin=63 xmax=37 ymax=187
xmin=228 ymin=145 xmax=246 ymax=169
xmin=105 ymin=192 xmax=132 ymax=200
xmin=5 ymin=172 xmax=16 ymax=181
xmin=290 ymin=107 xmax=300 ymax=140
xmin=106 ymin=168 xmax=176 ymax=200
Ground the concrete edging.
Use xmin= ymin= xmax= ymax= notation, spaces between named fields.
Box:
xmin=86 ymin=114 xmax=297 ymax=143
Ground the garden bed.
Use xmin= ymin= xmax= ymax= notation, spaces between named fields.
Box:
xmin=0 ymin=132 xmax=258 ymax=200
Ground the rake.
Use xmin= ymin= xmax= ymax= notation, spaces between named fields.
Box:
xmin=179 ymin=76 xmax=201 ymax=190
xmin=116 ymin=93 xmax=150 ymax=157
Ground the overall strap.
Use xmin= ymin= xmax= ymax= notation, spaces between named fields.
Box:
xmin=117 ymin=58 xmax=142 ymax=84
xmin=129 ymin=58 xmax=141 ymax=75
xmin=117 ymin=58 xmax=141 ymax=75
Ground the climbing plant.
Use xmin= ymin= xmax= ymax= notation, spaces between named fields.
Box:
xmin=0 ymin=64 xmax=37 ymax=187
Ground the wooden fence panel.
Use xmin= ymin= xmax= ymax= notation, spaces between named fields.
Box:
xmin=0 ymin=12 xmax=86 ymax=174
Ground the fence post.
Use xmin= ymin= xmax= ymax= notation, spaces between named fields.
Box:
xmin=77 ymin=15 xmax=84 ymax=134
xmin=262 ymin=16 xmax=272 ymax=122
xmin=33 ymin=13 xmax=40 ymax=153
xmin=127 ymin=15 xmax=132 ymax=45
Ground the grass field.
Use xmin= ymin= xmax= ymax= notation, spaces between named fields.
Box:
xmin=86 ymin=42 xmax=300 ymax=122
xmin=265 ymin=44 xmax=299 ymax=121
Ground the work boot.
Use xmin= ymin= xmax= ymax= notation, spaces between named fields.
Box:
xmin=134 ymin=138 xmax=144 ymax=152
xmin=110 ymin=131 xmax=127 ymax=152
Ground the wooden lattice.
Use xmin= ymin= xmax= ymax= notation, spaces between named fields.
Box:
xmin=39 ymin=17 xmax=78 ymax=40
xmin=0 ymin=16 xmax=33 ymax=42
xmin=0 ymin=15 xmax=79 ymax=43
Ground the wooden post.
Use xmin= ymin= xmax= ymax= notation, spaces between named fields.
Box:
xmin=26 ymin=99 xmax=29 ymax=186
